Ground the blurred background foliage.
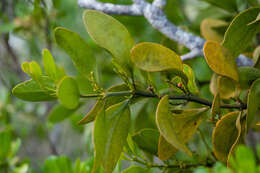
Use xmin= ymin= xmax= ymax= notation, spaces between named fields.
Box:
xmin=0 ymin=0 xmax=259 ymax=172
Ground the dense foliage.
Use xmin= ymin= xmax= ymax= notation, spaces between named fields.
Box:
xmin=1 ymin=0 xmax=260 ymax=172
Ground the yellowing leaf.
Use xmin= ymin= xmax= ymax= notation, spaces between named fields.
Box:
xmin=200 ymin=18 xmax=227 ymax=42
xmin=156 ymin=95 xmax=208 ymax=156
xmin=203 ymin=40 xmax=238 ymax=81
xmin=212 ymin=111 xmax=240 ymax=162
xmin=131 ymin=42 xmax=183 ymax=73
xmin=54 ymin=27 xmax=95 ymax=78
xmin=93 ymin=100 xmax=130 ymax=173
xmin=158 ymin=135 xmax=177 ymax=160
xmin=247 ymin=79 xmax=260 ymax=128
xmin=57 ymin=76 xmax=80 ymax=109
xmin=222 ymin=7 xmax=260 ymax=57
xmin=83 ymin=10 xmax=134 ymax=70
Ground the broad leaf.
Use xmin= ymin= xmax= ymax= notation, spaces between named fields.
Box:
xmin=247 ymin=79 xmax=260 ymax=128
xmin=57 ymin=76 xmax=80 ymax=109
xmin=238 ymin=67 xmax=260 ymax=89
xmin=158 ymin=135 xmax=177 ymax=160
xmin=54 ymin=27 xmax=95 ymax=78
xmin=131 ymin=42 xmax=183 ymax=74
xmin=204 ymin=40 xmax=238 ymax=81
xmin=48 ymin=103 xmax=82 ymax=123
xmin=156 ymin=95 xmax=208 ymax=156
xmin=78 ymin=100 xmax=104 ymax=125
xmin=200 ymin=0 xmax=237 ymax=12
xmin=212 ymin=111 xmax=240 ymax=162
xmin=83 ymin=10 xmax=134 ymax=69
xmin=200 ymin=18 xmax=227 ymax=42
xmin=93 ymin=100 xmax=130 ymax=173
xmin=132 ymin=129 xmax=159 ymax=155
xmin=222 ymin=7 xmax=260 ymax=57
xmin=42 ymin=49 xmax=57 ymax=81
xmin=12 ymin=77 xmax=56 ymax=101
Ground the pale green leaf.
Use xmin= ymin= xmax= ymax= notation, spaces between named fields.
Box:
xmin=42 ymin=49 xmax=57 ymax=81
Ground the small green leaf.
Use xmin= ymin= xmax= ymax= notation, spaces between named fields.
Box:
xmin=83 ymin=10 xmax=134 ymax=70
xmin=21 ymin=62 xmax=31 ymax=76
xmin=93 ymin=100 xmax=130 ymax=173
xmin=42 ymin=49 xmax=57 ymax=81
xmin=54 ymin=27 xmax=95 ymax=78
xmin=57 ymin=76 xmax=80 ymax=109
xmin=158 ymin=135 xmax=177 ymax=160
xmin=212 ymin=111 xmax=240 ymax=162
xmin=183 ymin=64 xmax=199 ymax=94
xmin=78 ymin=100 xmax=104 ymax=125
xmin=48 ymin=103 xmax=82 ymax=123
xmin=29 ymin=61 xmax=42 ymax=80
xmin=121 ymin=166 xmax=148 ymax=173
xmin=156 ymin=95 xmax=208 ymax=156
xmin=12 ymin=77 xmax=56 ymax=101
xmin=131 ymin=42 xmax=183 ymax=73
xmin=247 ymin=79 xmax=260 ymax=128
xmin=222 ymin=7 xmax=260 ymax=57
xmin=132 ymin=129 xmax=159 ymax=155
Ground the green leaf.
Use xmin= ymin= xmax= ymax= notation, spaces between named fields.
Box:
xmin=78 ymin=100 xmax=104 ymax=125
xmin=29 ymin=61 xmax=42 ymax=80
xmin=131 ymin=42 xmax=183 ymax=73
xmin=238 ymin=67 xmax=260 ymax=89
xmin=93 ymin=100 xmax=130 ymax=173
xmin=54 ymin=27 xmax=95 ymax=78
xmin=204 ymin=40 xmax=238 ymax=81
xmin=222 ymin=7 xmax=260 ymax=57
xmin=21 ymin=62 xmax=31 ymax=76
xmin=247 ymin=78 xmax=260 ymax=128
xmin=212 ymin=111 xmax=240 ymax=162
xmin=156 ymin=95 xmax=208 ymax=156
xmin=43 ymin=156 xmax=73 ymax=173
xmin=0 ymin=130 xmax=12 ymax=162
xmin=57 ymin=76 xmax=80 ymax=109
xmin=48 ymin=103 xmax=82 ymax=123
xmin=132 ymin=129 xmax=159 ymax=155
xmin=183 ymin=64 xmax=199 ymax=94
xmin=200 ymin=0 xmax=237 ymax=12
xmin=42 ymin=49 xmax=57 ymax=81
xmin=121 ymin=166 xmax=148 ymax=173
xmin=158 ymin=135 xmax=177 ymax=160
xmin=83 ymin=10 xmax=134 ymax=70
xmin=12 ymin=77 xmax=56 ymax=101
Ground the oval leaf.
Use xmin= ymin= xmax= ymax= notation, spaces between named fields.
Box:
xmin=57 ymin=76 xmax=80 ymax=109
xmin=212 ymin=111 xmax=240 ymax=162
xmin=158 ymin=135 xmax=177 ymax=160
xmin=12 ymin=77 xmax=56 ymax=102
xmin=238 ymin=67 xmax=260 ymax=89
xmin=42 ymin=49 xmax=57 ymax=81
xmin=54 ymin=27 xmax=95 ymax=78
xmin=204 ymin=40 xmax=238 ymax=81
xmin=131 ymin=42 xmax=183 ymax=73
xmin=83 ymin=10 xmax=134 ymax=68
